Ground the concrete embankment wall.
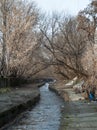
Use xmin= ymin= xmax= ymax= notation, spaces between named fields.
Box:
xmin=49 ymin=83 xmax=70 ymax=101
xmin=0 ymin=83 xmax=44 ymax=129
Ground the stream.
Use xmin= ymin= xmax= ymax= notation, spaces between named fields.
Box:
xmin=6 ymin=83 xmax=64 ymax=130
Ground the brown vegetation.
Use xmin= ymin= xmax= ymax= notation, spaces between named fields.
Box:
xmin=77 ymin=0 xmax=97 ymax=95
xmin=0 ymin=0 xmax=45 ymax=84
xmin=0 ymin=0 xmax=97 ymax=92
xmin=39 ymin=13 xmax=88 ymax=80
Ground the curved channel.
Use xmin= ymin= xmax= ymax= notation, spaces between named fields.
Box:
xmin=6 ymin=83 xmax=64 ymax=130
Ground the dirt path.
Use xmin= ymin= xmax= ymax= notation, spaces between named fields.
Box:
xmin=60 ymin=100 xmax=97 ymax=130
xmin=49 ymin=82 xmax=97 ymax=130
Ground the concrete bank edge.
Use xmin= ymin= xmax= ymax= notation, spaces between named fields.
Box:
xmin=0 ymin=83 xmax=45 ymax=129
xmin=49 ymin=84 xmax=70 ymax=101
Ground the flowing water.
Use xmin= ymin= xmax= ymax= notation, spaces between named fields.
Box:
xmin=6 ymin=83 xmax=64 ymax=130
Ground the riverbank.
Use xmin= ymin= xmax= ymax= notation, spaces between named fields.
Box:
xmin=49 ymin=81 xmax=97 ymax=130
xmin=0 ymin=83 xmax=44 ymax=129
xmin=49 ymin=81 xmax=84 ymax=101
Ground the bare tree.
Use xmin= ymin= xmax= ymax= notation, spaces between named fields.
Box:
xmin=39 ymin=13 xmax=87 ymax=79
xmin=77 ymin=0 xmax=97 ymax=96
xmin=77 ymin=0 xmax=97 ymax=42
xmin=0 ymin=0 xmax=40 ymax=80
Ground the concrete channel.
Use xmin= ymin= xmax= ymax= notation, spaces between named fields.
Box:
xmin=3 ymin=83 xmax=64 ymax=130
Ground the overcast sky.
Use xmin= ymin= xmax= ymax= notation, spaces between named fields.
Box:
xmin=33 ymin=0 xmax=90 ymax=15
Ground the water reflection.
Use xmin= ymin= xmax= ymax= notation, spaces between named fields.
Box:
xmin=6 ymin=83 xmax=63 ymax=130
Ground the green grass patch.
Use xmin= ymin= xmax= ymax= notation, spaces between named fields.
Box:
xmin=65 ymin=115 xmax=70 ymax=118
xmin=0 ymin=87 xmax=11 ymax=94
